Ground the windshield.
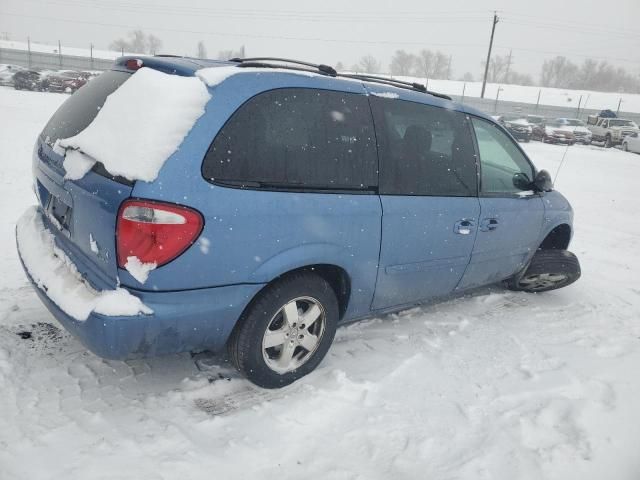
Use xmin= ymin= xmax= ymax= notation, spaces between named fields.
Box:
xmin=565 ymin=119 xmax=585 ymax=126
xmin=609 ymin=119 xmax=637 ymax=127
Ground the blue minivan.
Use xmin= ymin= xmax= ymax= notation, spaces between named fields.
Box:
xmin=17 ymin=57 xmax=580 ymax=388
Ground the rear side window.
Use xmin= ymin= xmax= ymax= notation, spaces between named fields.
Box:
xmin=41 ymin=70 xmax=131 ymax=144
xmin=371 ymin=97 xmax=477 ymax=196
xmin=203 ymin=88 xmax=377 ymax=191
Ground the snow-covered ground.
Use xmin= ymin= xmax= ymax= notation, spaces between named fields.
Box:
xmin=1 ymin=86 xmax=640 ymax=480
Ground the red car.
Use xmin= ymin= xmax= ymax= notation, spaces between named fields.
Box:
xmin=41 ymin=71 xmax=88 ymax=93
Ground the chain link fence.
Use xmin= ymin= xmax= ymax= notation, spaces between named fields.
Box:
xmin=0 ymin=47 xmax=113 ymax=72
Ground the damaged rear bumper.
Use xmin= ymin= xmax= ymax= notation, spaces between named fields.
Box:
xmin=16 ymin=206 xmax=263 ymax=359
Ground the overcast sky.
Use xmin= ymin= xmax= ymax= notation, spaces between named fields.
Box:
xmin=1 ymin=0 xmax=639 ymax=80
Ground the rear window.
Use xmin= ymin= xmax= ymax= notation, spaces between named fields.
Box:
xmin=41 ymin=70 xmax=130 ymax=144
xmin=202 ymin=88 xmax=378 ymax=191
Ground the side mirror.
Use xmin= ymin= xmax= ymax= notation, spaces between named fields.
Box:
xmin=533 ymin=169 xmax=553 ymax=192
xmin=512 ymin=172 xmax=532 ymax=190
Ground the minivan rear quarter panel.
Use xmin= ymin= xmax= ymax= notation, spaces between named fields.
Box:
xmin=127 ymin=71 xmax=382 ymax=321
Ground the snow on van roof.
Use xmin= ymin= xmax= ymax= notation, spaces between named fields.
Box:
xmin=59 ymin=67 xmax=210 ymax=182
xmin=196 ymin=65 xmax=320 ymax=87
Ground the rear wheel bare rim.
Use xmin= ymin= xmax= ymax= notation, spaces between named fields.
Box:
xmin=519 ymin=273 xmax=568 ymax=291
xmin=262 ymin=296 xmax=326 ymax=374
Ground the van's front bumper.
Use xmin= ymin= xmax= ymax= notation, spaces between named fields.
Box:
xmin=17 ymin=206 xmax=263 ymax=360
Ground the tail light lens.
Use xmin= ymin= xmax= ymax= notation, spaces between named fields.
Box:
xmin=116 ymin=199 xmax=204 ymax=268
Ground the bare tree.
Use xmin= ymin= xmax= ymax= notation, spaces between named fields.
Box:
xmin=481 ymin=55 xmax=509 ymax=83
xmin=460 ymin=72 xmax=474 ymax=82
xmin=540 ymin=56 xmax=579 ymax=88
xmin=358 ymin=55 xmax=380 ymax=74
xmin=147 ymin=34 xmax=162 ymax=55
xmin=197 ymin=41 xmax=207 ymax=59
xmin=432 ymin=52 xmax=449 ymax=79
xmin=389 ymin=50 xmax=415 ymax=76
xmin=110 ymin=30 xmax=162 ymax=54
xmin=414 ymin=49 xmax=434 ymax=77
xmin=335 ymin=61 xmax=345 ymax=71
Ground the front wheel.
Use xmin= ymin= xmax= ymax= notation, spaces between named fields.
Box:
xmin=623 ymin=142 xmax=629 ymax=152
xmin=505 ymin=250 xmax=581 ymax=293
xmin=228 ymin=272 xmax=339 ymax=388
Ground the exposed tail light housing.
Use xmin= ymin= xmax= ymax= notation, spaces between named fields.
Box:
xmin=125 ymin=58 xmax=144 ymax=70
xmin=116 ymin=199 xmax=204 ymax=269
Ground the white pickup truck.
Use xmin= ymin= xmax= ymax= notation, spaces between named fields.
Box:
xmin=587 ymin=116 xmax=640 ymax=148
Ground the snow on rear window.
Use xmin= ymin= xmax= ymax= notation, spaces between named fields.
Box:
xmin=59 ymin=67 xmax=211 ymax=182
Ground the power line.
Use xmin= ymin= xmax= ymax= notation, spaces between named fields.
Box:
xmin=0 ymin=12 xmax=488 ymax=48
xmin=10 ymin=0 xmax=491 ymax=23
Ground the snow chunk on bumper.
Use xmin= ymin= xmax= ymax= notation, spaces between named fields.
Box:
xmin=16 ymin=206 xmax=152 ymax=321
xmin=58 ymin=67 xmax=211 ymax=182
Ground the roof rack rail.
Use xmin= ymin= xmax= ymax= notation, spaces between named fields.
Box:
xmin=228 ymin=57 xmax=451 ymax=100
xmin=229 ymin=57 xmax=337 ymax=76
xmin=341 ymin=73 xmax=452 ymax=100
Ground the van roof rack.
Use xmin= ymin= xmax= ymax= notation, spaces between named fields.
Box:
xmin=229 ymin=57 xmax=337 ymax=76
xmin=228 ymin=57 xmax=451 ymax=99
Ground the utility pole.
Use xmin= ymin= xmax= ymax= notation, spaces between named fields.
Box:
xmin=504 ymin=49 xmax=513 ymax=84
xmin=481 ymin=11 xmax=499 ymax=99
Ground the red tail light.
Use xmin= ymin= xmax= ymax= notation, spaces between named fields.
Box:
xmin=125 ymin=58 xmax=144 ymax=70
xmin=116 ymin=199 xmax=204 ymax=268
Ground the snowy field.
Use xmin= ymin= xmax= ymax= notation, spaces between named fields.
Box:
xmin=1 ymin=86 xmax=640 ymax=480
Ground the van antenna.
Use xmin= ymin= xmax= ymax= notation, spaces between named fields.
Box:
xmin=553 ymin=144 xmax=571 ymax=184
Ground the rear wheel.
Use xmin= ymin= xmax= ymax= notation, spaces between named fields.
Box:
xmin=228 ymin=272 xmax=339 ymax=388
xmin=605 ymin=134 xmax=612 ymax=148
xmin=506 ymin=250 xmax=581 ymax=293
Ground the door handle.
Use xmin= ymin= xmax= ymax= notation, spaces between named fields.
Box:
xmin=454 ymin=219 xmax=475 ymax=235
xmin=480 ymin=218 xmax=499 ymax=232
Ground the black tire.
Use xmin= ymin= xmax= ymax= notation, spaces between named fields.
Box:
xmin=623 ymin=142 xmax=629 ymax=152
xmin=228 ymin=272 xmax=339 ymax=388
xmin=506 ymin=249 xmax=581 ymax=293
xmin=605 ymin=135 xmax=612 ymax=148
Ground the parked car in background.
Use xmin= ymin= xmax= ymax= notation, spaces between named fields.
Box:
xmin=587 ymin=115 xmax=640 ymax=147
xmin=528 ymin=116 xmax=547 ymax=141
xmin=12 ymin=69 xmax=46 ymax=91
xmin=542 ymin=119 xmax=576 ymax=145
xmin=16 ymin=56 xmax=581 ymax=388
xmin=42 ymin=70 xmax=88 ymax=93
xmin=0 ymin=64 xmax=25 ymax=86
xmin=622 ymin=132 xmax=640 ymax=154
xmin=497 ymin=114 xmax=532 ymax=142
xmin=551 ymin=118 xmax=592 ymax=144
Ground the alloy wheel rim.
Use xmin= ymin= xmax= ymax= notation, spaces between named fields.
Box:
xmin=262 ymin=296 xmax=326 ymax=374
xmin=519 ymin=273 xmax=568 ymax=291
